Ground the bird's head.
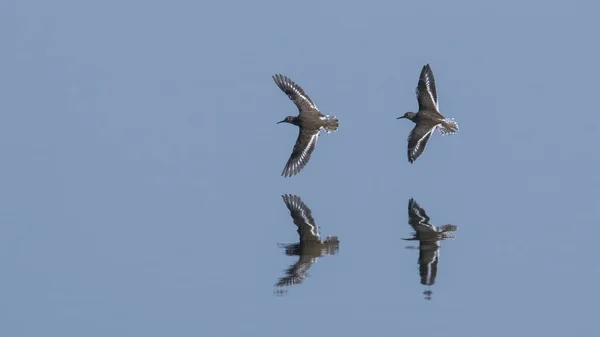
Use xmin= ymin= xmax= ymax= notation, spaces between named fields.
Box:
xmin=397 ymin=112 xmax=417 ymax=122
xmin=277 ymin=116 xmax=298 ymax=125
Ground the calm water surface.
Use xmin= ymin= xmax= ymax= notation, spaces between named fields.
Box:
xmin=2 ymin=1 xmax=599 ymax=337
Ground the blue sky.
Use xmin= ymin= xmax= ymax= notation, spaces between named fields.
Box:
xmin=2 ymin=1 xmax=600 ymax=336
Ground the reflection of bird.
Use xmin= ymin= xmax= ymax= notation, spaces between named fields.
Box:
xmin=275 ymin=194 xmax=339 ymax=290
xmin=397 ymin=64 xmax=458 ymax=163
xmin=404 ymin=198 xmax=457 ymax=300
xmin=273 ymin=74 xmax=339 ymax=177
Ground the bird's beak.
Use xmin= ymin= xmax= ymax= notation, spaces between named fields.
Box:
xmin=277 ymin=120 xmax=285 ymax=124
xmin=397 ymin=116 xmax=406 ymax=119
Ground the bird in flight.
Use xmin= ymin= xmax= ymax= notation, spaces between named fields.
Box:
xmin=273 ymin=74 xmax=339 ymax=177
xmin=398 ymin=64 xmax=458 ymax=163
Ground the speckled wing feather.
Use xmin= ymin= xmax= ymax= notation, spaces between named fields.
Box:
xmin=407 ymin=121 xmax=438 ymax=163
xmin=418 ymin=243 xmax=439 ymax=286
xmin=408 ymin=198 xmax=436 ymax=232
xmin=273 ymin=74 xmax=319 ymax=115
xmin=282 ymin=194 xmax=321 ymax=242
xmin=282 ymin=129 xmax=320 ymax=177
xmin=274 ymin=255 xmax=317 ymax=287
xmin=415 ymin=64 xmax=439 ymax=113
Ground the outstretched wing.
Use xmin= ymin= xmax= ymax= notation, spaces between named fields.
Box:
xmin=418 ymin=241 xmax=439 ymax=286
xmin=282 ymin=194 xmax=321 ymax=242
xmin=282 ymin=128 xmax=320 ymax=177
xmin=408 ymin=198 xmax=435 ymax=232
xmin=407 ymin=121 xmax=438 ymax=163
xmin=273 ymin=74 xmax=319 ymax=114
xmin=274 ymin=255 xmax=317 ymax=287
xmin=415 ymin=64 xmax=439 ymax=112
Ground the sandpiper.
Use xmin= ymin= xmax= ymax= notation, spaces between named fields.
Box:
xmin=403 ymin=198 xmax=457 ymax=300
xmin=398 ymin=64 xmax=459 ymax=163
xmin=275 ymin=194 xmax=339 ymax=291
xmin=273 ymin=74 xmax=339 ymax=177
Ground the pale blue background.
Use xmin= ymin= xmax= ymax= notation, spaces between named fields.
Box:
xmin=2 ymin=1 xmax=599 ymax=336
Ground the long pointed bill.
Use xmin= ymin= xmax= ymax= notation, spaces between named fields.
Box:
xmin=397 ymin=116 xmax=406 ymax=119
xmin=277 ymin=120 xmax=286 ymax=124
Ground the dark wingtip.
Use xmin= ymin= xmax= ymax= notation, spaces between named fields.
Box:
xmin=281 ymin=168 xmax=293 ymax=178
xmin=273 ymin=74 xmax=285 ymax=86
xmin=273 ymin=73 xmax=290 ymax=83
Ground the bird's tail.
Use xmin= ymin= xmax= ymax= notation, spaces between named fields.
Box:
xmin=438 ymin=224 xmax=458 ymax=239
xmin=322 ymin=115 xmax=339 ymax=133
xmin=439 ymin=224 xmax=458 ymax=233
xmin=439 ymin=118 xmax=459 ymax=135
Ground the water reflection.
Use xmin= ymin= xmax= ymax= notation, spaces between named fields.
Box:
xmin=403 ymin=198 xmax=458 ymax=300
xmin=274 ymin=194 xmax=339 ymax=296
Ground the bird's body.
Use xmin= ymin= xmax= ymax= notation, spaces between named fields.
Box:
xmin=398 ymin=64 xmax=458 ymax=163
xmin=273 ymin=74 xmax=339 ymax=177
